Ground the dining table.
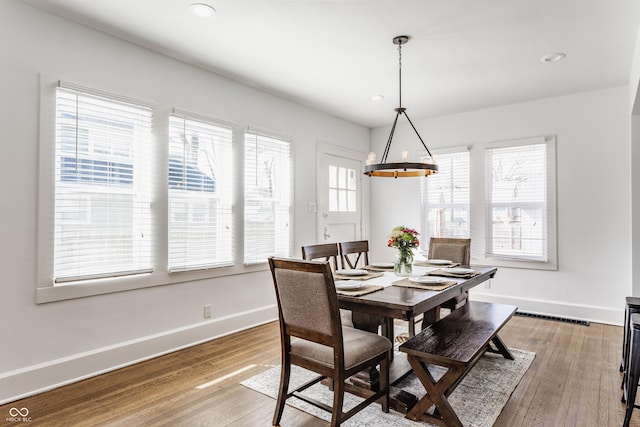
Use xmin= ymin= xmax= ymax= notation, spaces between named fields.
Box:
xmin=333 ymin=262 xmax=498 ymax=412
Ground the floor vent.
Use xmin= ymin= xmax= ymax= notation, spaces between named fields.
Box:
xmin=514 ymin=311 xmax=590 ymax=326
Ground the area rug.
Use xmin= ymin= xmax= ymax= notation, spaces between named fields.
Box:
xmin=241 ymin=348 xmax=535 ymax=427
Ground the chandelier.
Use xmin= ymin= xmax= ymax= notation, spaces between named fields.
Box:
xmin=363 ymin=35 xmax=438 ymax=178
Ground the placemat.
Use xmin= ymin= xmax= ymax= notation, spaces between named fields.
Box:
xmin=335 ymin=284 xmax=384 ymax=296
xmin=413 ymin=260 xmax=460 ymax=268
xmin=392 ymin=278 xmax=458 ymax=291
xmin=333 ymin=271 xmax=385 ymax=281
xmin=427 ymin=268 xmax=480 ymax=279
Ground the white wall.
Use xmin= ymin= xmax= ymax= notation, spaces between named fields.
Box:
xmin=370 ymin=87 xmax=631 ymax=325
xmin=0 ymin=0 xmax=370 ymax=403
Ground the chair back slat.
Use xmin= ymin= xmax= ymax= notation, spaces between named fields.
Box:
xmin=339 ymin=240 xmax=369 ymax=269
xmin=428 ymin=238 xmax=471 ymax=265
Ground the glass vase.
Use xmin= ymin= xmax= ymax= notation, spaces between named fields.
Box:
xmin=394 ymin=250 xmax=413 ymax=276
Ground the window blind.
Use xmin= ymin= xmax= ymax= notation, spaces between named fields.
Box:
xmin=244 ymin=130 xmax=291 ymax=264
xmin=421 ymin=150 xmax=470 ymax=247
xmin=485 ymin=141 xmax=548 ymax=261
xmin=54 ymin=84 xmax=153 ymax=283
xmin=167 ymin=112 xmax=233 ymax=271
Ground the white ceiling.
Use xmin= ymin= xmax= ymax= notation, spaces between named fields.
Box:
xmin=20 ymin=0 xmax=640 ymax=128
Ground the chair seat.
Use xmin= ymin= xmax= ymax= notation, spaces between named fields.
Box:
xmin=292 ymin=327 xmax=391 ymax=370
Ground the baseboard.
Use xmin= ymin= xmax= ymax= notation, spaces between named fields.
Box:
xmin=0 ymin=305 xmax=278 ymax=405
xmin=469 ymin=292 xmax=623 ymax=326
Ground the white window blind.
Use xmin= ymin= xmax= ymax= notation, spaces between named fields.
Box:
xmin=54 ymin=83 xmax=153 ymax=283
xmin=168 ymin=112 xmax=233 ymax=272
xmin=485 ymin=140 xmax=552 ymax=262
xmin=421 ymin=150 xmax=470 ymax=248
xmin=244 ymin=131 xmax=291 ymax=264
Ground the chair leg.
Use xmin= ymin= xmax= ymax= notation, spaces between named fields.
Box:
xmin=624 ymin=323 xmax=640 ymax=427
xmin=380 ymin=357 xmax=390 ymax=413
xmin=272 ymin=361 xmax=291 ymax=426
xmin=623 ymin=304 xmax=629 ymax=373
xmin=330 ymin=376 xmax=345 ymax=427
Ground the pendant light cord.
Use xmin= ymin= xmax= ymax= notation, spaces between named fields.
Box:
xmin=398 ymin=42 xmax=402 ymax=109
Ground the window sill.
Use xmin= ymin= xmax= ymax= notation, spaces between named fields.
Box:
xmin=36 ymin=262 xmax=269 ymax=304
xmin=481 ymin=255 xmax=558 ymax=271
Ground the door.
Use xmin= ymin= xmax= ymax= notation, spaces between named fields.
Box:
xmin=317 ymin=144 xmax=364 ymax=244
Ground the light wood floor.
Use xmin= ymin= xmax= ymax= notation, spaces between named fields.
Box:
xmin=1 ymin=315 xmax=636 ymax=426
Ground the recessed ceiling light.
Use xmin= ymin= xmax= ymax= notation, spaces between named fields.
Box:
xmin=540 ymin=53 xmax=566 ymax=63
xmin=190 ymin=3 xmax=216 ymax=17
xmin=370 ymin=95 xmax=384 ymax=101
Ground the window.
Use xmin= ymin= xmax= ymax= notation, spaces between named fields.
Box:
xmin=168 ymin=112 xmax=233 ymax=271
xmin=244 ymin=131 xmax=292 ymax=264
xmin=328 ymin=165 xmax=356 ymax=212
xmin=54 ymin=83 xmax=153 ymax=282
xmin=421 ymin=150 xmax=470 ymax=248
xmin=485 ymin=136 xmax=556 ymax=267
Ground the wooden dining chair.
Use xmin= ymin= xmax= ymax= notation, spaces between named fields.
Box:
xmin=397 ymin=237 xmax=473 ymax=343
xmin=338 ymin=240 xmax=369 ymax=269
xmin=428 ymin=237 xmax=472 ymax=319
xmin=428 ymin=237 xmax=471 ymax=265
xmin=301 ymin=243 xmax=339 ymax=271
xmin=268 ymin=257 xmax=391 ymax=427
xmin=302 ymin=243 xmax=353 ymax=327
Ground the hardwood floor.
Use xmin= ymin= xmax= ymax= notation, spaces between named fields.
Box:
xmin=0 ymin=315 xmax=635 ymax=426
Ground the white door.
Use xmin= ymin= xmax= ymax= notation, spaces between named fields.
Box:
xmin=317 ymin=145 xmax=364 ymax=244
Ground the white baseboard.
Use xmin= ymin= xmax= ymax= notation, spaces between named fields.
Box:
xmin=0 ymin=305 xmax=278 ymax=405
xmin=469 ymin=291 xmax=624 ymax=326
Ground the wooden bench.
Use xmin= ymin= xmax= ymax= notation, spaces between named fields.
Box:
xmin=398 ymin=301 xmax=517 ymax=426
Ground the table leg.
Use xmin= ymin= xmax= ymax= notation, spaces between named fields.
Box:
xmin=406 ymin=355 xmax=464 ymax=427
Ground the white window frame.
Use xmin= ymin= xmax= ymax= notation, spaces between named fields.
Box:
xmin=36 ymin=76 xmax=271 ymax=303
xmin=420 ymin=147 xmax=471 ymax=253
xmin=243 ymin=129 xmax=293 ymax=265
xmin=167 ymin=111 xmax=234 ymax=272
xmin=483 ymin=135 xmax=557 ymax=270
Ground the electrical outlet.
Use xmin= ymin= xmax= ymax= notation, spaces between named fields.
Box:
xmin=484 ymin=280 xmax=491 ymax=289
xmin=204 ymin=304 xmax=212 ymax=319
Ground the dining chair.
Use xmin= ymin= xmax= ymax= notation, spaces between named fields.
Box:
xmin=428 ymin=237 xmax=472 ymax=321
xmin=301 ymin=243 xmax=354 ymax=326
xmin=268 ymin=257 xmax=391 ymax=427
xmin=622 ymin=297 xmax=640 ymax=390
xmin=398 ymin=236 xmax=473 ymax=342
xmin=624 ymin=312 xmax=640 ymax=427
xmin=428 ymin=237 xmax=471 ymax=265
xmin=338 ymin=240 xmax=369 ymax=269
xmin=301 ymin=243 xmax=339 ymax=271
xmin=338 ymin=240 xmax=389 ymax=341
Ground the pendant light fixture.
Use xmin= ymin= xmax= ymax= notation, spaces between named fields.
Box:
xmin=363 ymin=35 xmax=438 ymax=178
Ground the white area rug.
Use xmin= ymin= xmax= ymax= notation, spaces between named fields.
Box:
xmin=241 ymin=349 xmax=535 ymax=427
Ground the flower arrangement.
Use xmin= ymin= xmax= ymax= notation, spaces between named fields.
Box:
xmin=387 ymin=226 xmax=420 ymax=251
xmin=388 ymin=226 xmax=419 ymax=276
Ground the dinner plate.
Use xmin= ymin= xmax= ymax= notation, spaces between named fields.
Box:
xmin=335 ymin=269 xmax=368 ymax=276
xmin=370 ymin=262 xmax=394 ymax=268
xmin=335 ymin=281 xmax=366 ymax=290
xmin=409 ymin=276 xmax=447 ymax=284
xmin=427 ymin=259 xmax=453 ymax=265
xmin=443 ymin=267 xmax=474 ymax=274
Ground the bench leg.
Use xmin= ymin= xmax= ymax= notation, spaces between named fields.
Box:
xmin=405 ymin=355 xmax=464 ymax=427
xmin=491 ymin=335 xmax=514 ymax=360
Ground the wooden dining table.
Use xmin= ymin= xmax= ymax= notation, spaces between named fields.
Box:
xmin=335 ymin=264 xmax=498 ymax=411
